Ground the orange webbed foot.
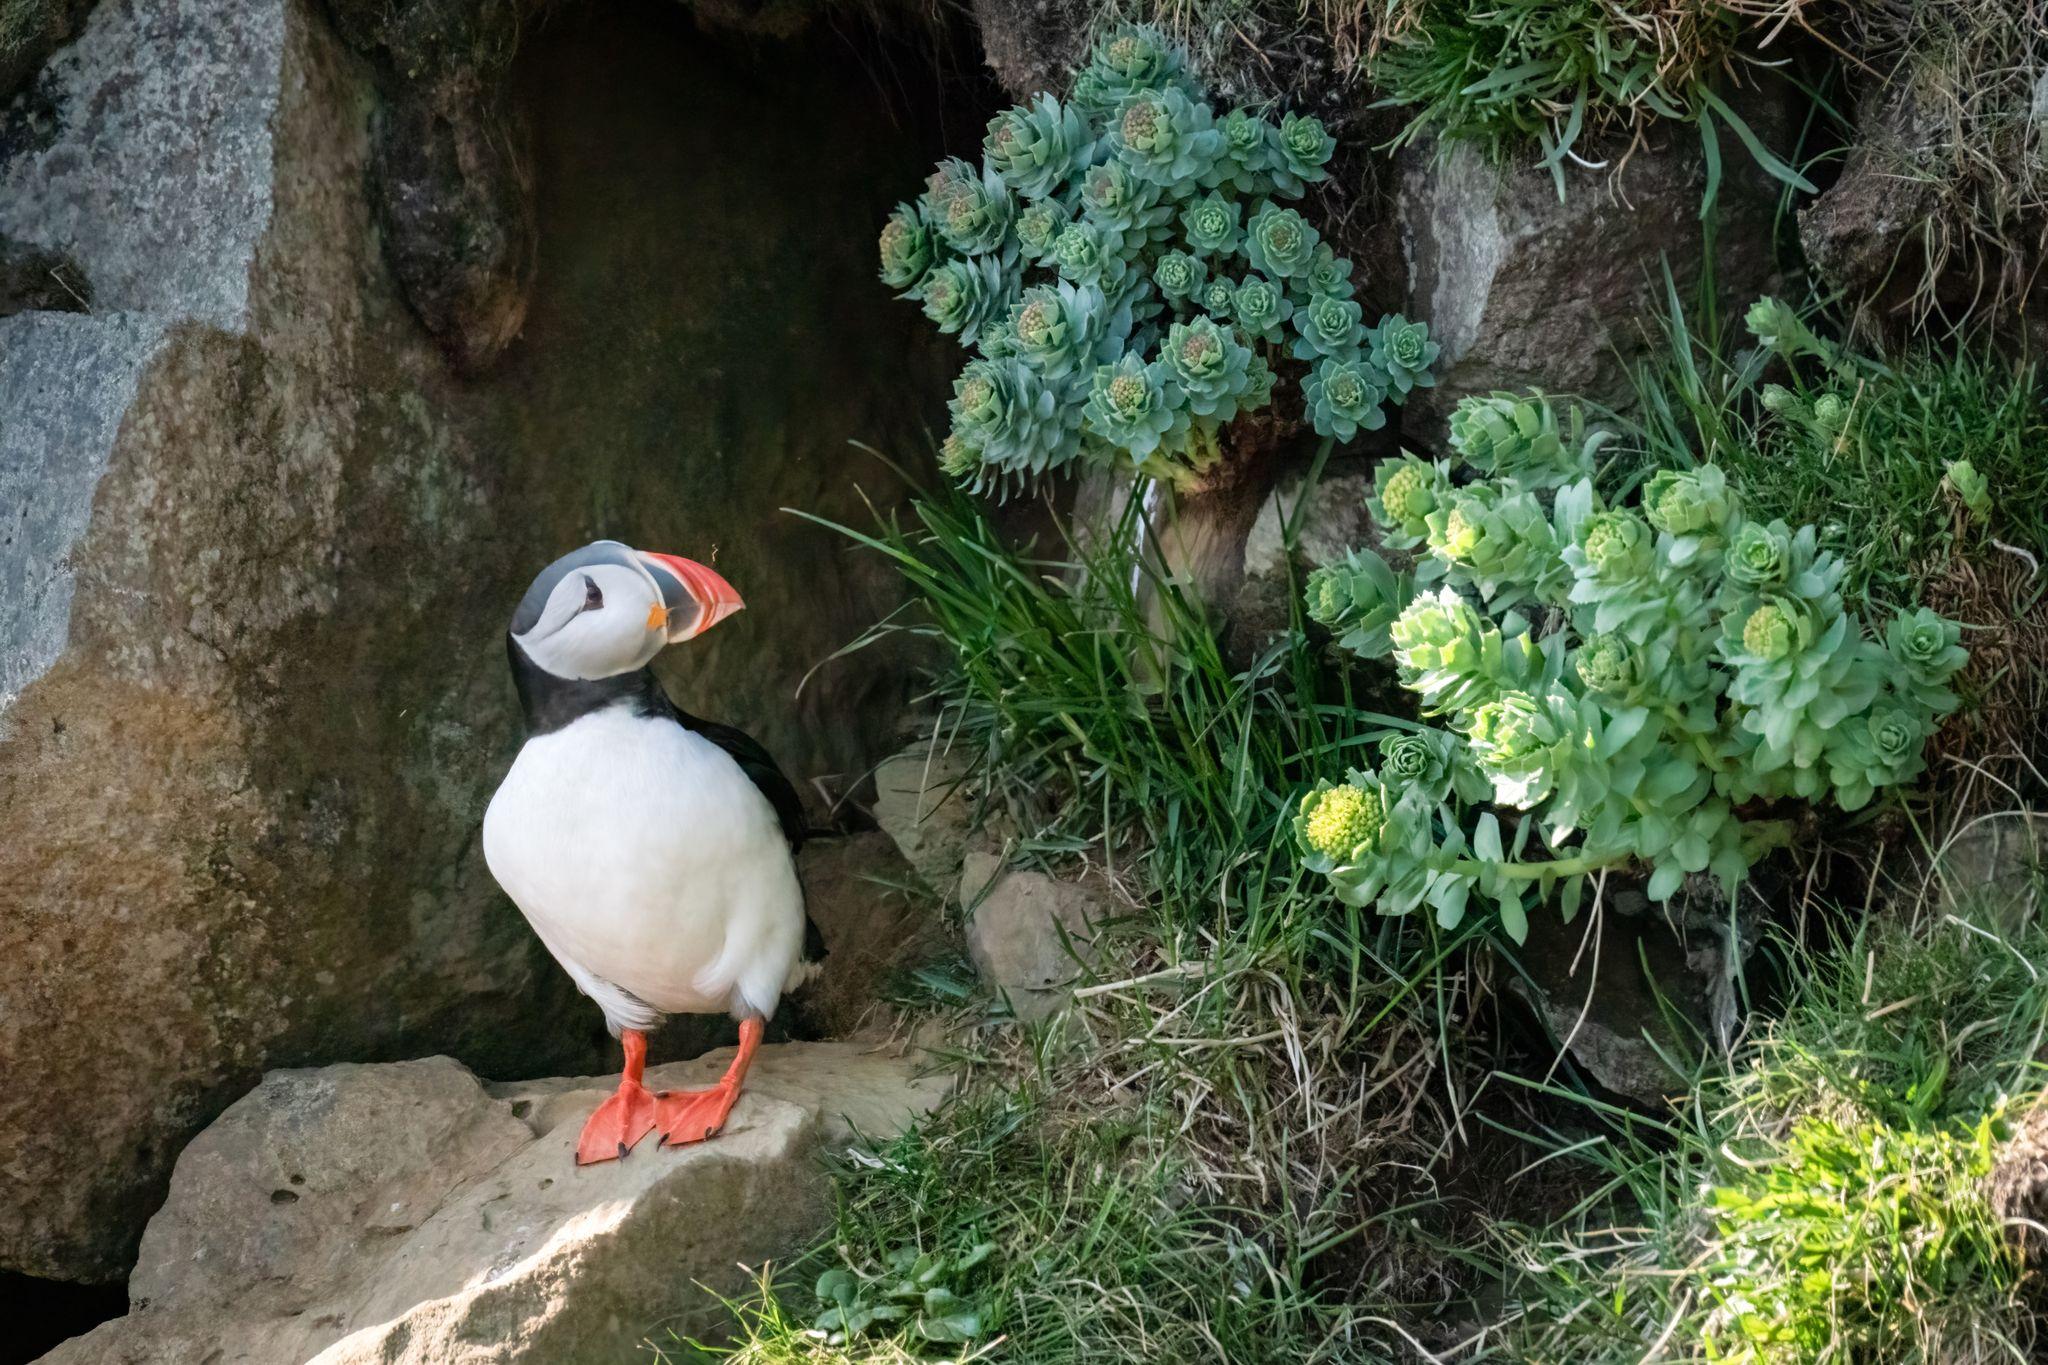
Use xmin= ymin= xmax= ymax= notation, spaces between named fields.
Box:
xmin=653 ymin=1081 xmax=741 ymax=1147
xmin=575 ymin=1081 xmax=658 ymax=1164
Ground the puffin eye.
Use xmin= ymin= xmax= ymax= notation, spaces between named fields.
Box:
xmin=581 ymin=575 xmax=604 ymax=612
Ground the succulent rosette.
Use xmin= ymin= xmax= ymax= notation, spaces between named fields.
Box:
xmin=1152 ymin=249 xmax=1206 ymax=304
xmin=1464 ymin=690 xmax=1571 ymax=808
xmin=1197 ymin=275 xmax=1236 ymax=321
xmin=1108 ymin=86 xmax=1222 ymax=193
xmin=1292 ymin=772 xmax=1450 ymax=914
xmin=1267 ymin=112 xmax=1336 ymax=192
xmin=918 ymin=256 xmax=1007 ymax=345
xmin=1947 ymin=460 xmax=1991 ymax=519
xmin=1720 ymin=594 xmax=1881 ymax=769
xmin=919 ymin=156 xmax=979 ymax=225
xmin=1390 ymin=587 xmax=1508 ymax=715
xmin=1572 ymin=632 xmax=1642 ymax=701
xmin=1559 ymin=508 xmax=1667 ymax=636
xmin=1427 ymin=487 xmax=1561 ymax=607
xmin=1240 ymin=351 xmax=1277 ymax=413
xmin=1079 ymin=157 xmax=1169 ymax=238
xmin=1375 ymin=728 xmax=1489 ymax=806
xmin=1013 ymin=197 xmax=1071 ymax=263
xmin=1305 ymin=547 xmax=1408 ymax=656
xmin=1643 ymin=465 xmax=1738 ymax=565
xmin=1070 ymin=24 xmax=1197 ymax=119
xmin=1368 ymin=454 xmax=1451 ymax=548
xmin=1825 ymin=705 xmax=1929 ymax=811
xmin=1745 ymin=295 xmax=1831 ymax=363
xmin=877 ymin=202 xmax=935 ymax=294
xmin=1179 ymin=191 xmax=1242 ymax=257
xmin=1081 ymin=351 xmax=1187 ymax=459
xmin=1289 ymin=292 xmax=1365 ymax=362
xmin=1007 ymin=281 xmax=1115 ymax=381
xmin=1366 ymin=314 xmax=1438 ymax=402
xmin=1304 ymin=355 xmax=1387 ymax=441
xmin=1230 ymin=274 xmax=1292 ymax=343
xmin=1049 ymin=220 xmax=1127 ymax=290
xmin=1207 ymin=107 xmax=1277 ymax=193
xmin=976 ymin=316 xmax=1017 ymax=360
xmin=1161 ymin=316 xmax=1254 ymax=419
xmin=1301 ymin=245 xmax=1356 ymax=302
xmin=983 ymin=94 xmax=1092 ymax=200
xmin=937 ymin=429 xmax=981 ymax=478
xmin=1447 ymin=392 xmax=1586 ymax=488
xmin=932 ymin=161 xmax=1014 ymax=257
xmin=1722 ymin=519 xmax=1794 ymax=592
xmin=1244 ymin=202 xmax=1320 ymax=279
xmin=1886 ymin=607 xmax=1968 ymax=712
xmin=948 ymin=356 xmax=1081 ymax=478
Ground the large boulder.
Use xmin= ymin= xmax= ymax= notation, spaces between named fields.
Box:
xmin=0 ymin=0 xmax=958 ymax=1280
xmin=40 ymin=1043 xmax=949 ymax=1364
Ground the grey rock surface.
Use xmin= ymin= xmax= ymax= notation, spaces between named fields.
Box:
xmin=960 ymin=849 xmax=1111 ymax=1020
xmin=40 ymin=1044 xmax=949 ymax=1364
xmin=1399 ymin=124 xmax=1784 ymax=427
xmin=873 ymin=740 xmax=979 ymax=892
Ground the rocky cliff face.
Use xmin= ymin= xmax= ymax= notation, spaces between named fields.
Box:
xmin=0 ymin=0 xmax=965 ymax=1283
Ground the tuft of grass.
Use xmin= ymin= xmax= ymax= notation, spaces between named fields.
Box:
xmin=1368 ymin=0 xmax=1817 ymax=199
xmin=1500 ymin=880 xmax=2048 ymax=1362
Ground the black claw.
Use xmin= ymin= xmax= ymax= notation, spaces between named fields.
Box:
xmin=617 ymin=1142 xmax=629 ymax=1159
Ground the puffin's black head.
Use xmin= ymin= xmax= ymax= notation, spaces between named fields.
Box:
xmin=509 ymin=540 xmax=744 ymax=682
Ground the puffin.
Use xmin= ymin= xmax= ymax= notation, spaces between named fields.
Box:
xmin=482 ymin=540 xmax=819 ymax=1164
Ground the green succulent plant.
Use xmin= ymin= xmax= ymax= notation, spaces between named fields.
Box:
xmin=984 ymin=94 xmax=1092 ymax=201
xmin=1082 ymin=351 xmax=1187 ymax=460
xmin=1229 ymin=274 xmax=1292 ymax=344
xmin=1289 ymin=291 xmax=1365 ymax=362
xmin=1367 ymin=314 xmax=1439 ymax=402
xmin=1946 ymin=459 xmax=1992 ymax=521
xmin=1297 ymin=385 xmax=1967 ymax=941
xmin=1244 ymin=201 xmax=1321 ymax=279
xmin=884 ymin=27 xmax=1427 ymax=490
xmin=1304 ymin=356 xmax=1388 ymax=441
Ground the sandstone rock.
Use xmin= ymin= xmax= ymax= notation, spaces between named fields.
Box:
xmin=1508 ymin=874 xmax=1753 ymax=1107
xmin=41 ymin=1043 xmax=948 ymax=1364
xmin=1223 ymin=466 xmax=1384 ymax=662
xmin=1987 ymin=1098 xmax=2048 ymax=1272
xmin=789 ymin=831 xmax=950 ymax=1036
xmin=960 ymin=848 xmax=1111 ymax=1020
xmin=873 ymin=740 xmax=979 ymax=892
xmin=1398 ymin=121 xmax=1785 ymax=428
xmin=0 ymin=0 xmax=956 ymax=1280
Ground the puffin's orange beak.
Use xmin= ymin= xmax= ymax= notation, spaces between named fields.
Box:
xmin=637 ymin=551 xmax=744 ymax=643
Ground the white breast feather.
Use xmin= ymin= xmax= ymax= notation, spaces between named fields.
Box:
xmin=482 ymin=706 xmax=805 ymax=1032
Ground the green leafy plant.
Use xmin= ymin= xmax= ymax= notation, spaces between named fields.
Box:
xmin=1293 ymin=384 xmax=1967 ymax=941
xmin=883 ymin=24 xmax=1434 ymax=493
xmin=810 ymin=1239 xmax=995 ymax=1346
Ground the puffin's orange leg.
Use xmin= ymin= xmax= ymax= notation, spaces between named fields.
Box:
xmin=655 ymin=1016 xmax=762 ymax=1146
xmin=575 ymin=1028 xmax=658 ymax=1165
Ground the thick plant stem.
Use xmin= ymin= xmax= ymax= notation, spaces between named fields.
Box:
xmin=1452 ymin=851 xmax=1628 ymax=881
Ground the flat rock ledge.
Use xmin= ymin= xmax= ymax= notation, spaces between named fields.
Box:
xmin=43 ymin=1042 xmax=948 ymax=1365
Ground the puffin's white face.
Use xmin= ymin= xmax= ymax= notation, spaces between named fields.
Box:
xmin=510 ymin=540 xmax=744 ymax=681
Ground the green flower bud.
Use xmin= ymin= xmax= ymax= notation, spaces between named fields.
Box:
xmin=1082 ymin=352 xmax=1186 ymax=459
xmin=1760 ymin=383 xmax=1797 ymax=414
xmin=878 ymin=203 xmax=934 ymax=292
xmin=1050 ymin=220 xmax=1121 ymax=288
xmin=1466 ymin=692 xmax=1544 ymax=766
xmin=1644 ymin=466 xmax=1734 ymax=538
xmin=1108 ymin=86 xmax=1221 ymax=192
xmin=1305 ymin=563 xmax=1351 ymax=626
xmin=1741 ymin=601 xmax=1802 ymax=661
xmin=1381 ymin=463 xmax=1436 ymax=526
xmin=1198 ymin=276 xmax=1236 ymax=320
xmin=1578 ymin=510 xmax=1652 ymax=582
xmin=983 ymin=94 xmax=1090 ymax=200
xmin=1574 ymin=633 xmax=1640 ymax=697
xmin=1298 ymin=783 xmax=1384 ymax=860
xmin=938 ymin=430 xmax=980 ymax=478
xmin=1013 ymin=198 xmax=1069 ymax=261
